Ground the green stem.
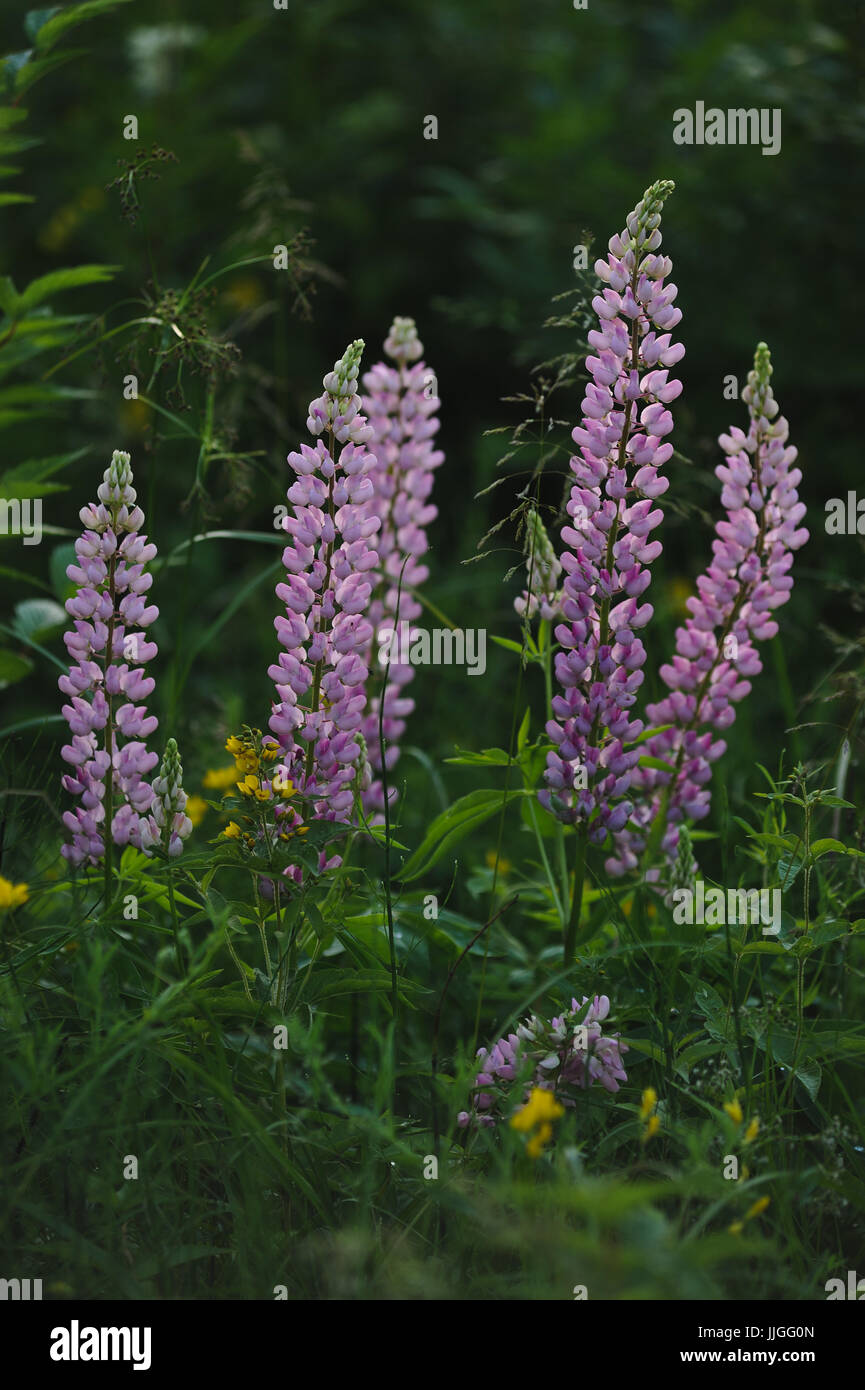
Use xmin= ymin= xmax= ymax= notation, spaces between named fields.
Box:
xmin=564 ymin=824 xmax=589 ymax=964
xmin=167 ymin=865 xmax=184 ymax=973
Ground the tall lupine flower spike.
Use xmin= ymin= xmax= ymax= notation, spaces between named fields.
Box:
xmin=59 ymin=450 xmax=159 ymax=867
xmin=607 ymin=343 xmax=808 ymax=877
xmin=267 ymin=340 xmax=380 ymax=878
xmin=141 ymin=738 xmax=192 ymax=857
xmin=514 ymin=506 xmax=563 ymax=622
xmin=360 ymin=316 xmax=443 ymax=816
xmin=541 ymin=180 xmax=684 ymax=858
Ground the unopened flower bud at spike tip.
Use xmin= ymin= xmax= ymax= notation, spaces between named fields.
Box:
xmin=141 ymin=736 xmax=192 ymax=858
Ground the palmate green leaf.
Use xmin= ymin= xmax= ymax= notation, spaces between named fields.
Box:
xmin=28 ymin=0 xmax=132 ymax=53
xmin=395 ymin=787 xmax=528 ymax=882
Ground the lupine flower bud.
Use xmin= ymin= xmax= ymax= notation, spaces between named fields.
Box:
xmin=541 ymin=180 xmax=683 ymax=843
xmin=360 ymin=316 xmax=443 ymax=817
xmin=607 ymin=343 xmax=807 ymax=876
xmin=514 ymin=507 xmax=563 ymax=621
xmin=141 ymin=737 xmax=192 ymax=857
xmin=59 ymin=450 xmax=159 ymax=867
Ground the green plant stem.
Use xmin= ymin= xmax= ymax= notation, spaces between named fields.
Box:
xmin=564 ymin=824 xmax=589 ymax=964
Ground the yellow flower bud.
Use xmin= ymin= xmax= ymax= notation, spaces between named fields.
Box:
xmin=745 ymin=1195 xmax=770 ymax=1221
xmin=723 ymin=1098 xmax=744 ymax=1125
xmin=639 ymin=1087 xmax=658 ymax=1119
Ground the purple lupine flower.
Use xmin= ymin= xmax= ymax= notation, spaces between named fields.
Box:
xmin=540 ymin=180 xmax=683 ymax=845
xmin=266 ymin=340 xmax=380 ymax=875
xmin=59 ymin=450 xmax=159 ymax=867
xmin=457 ymin=994 xmax=628 ymax=1129
xmin=514 ymin=507 xmax=563 ymax=622
xmin=140 ymin=737 xmax=192 ymax=858
xmin=359 ymin=316 xmax=443 ymax=815
xmin=606 ymin=342 xmax=808 ymax=876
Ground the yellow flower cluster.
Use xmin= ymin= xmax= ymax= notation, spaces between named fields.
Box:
xmin=723 ymin=1098 xmax=760 ymax=1144
xmin=0 ymin=876 xmax=29 ymax=911
xmin=222 ymin=734 xmax=294 ymax=803
xmin=509 ymin=1087 xmax=565 ymax=1159
xmin=639 ymin=1087 xmax=660 ymax=1143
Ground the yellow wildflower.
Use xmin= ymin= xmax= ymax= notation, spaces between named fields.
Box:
xmin=526 ymin=1122 xmax=554 ymax=1160
xmin=260 ymin=744 xmax=279 ymax=762
xmin=222 ymin=822 xmax=242 ymax=839
xmin=225 ymin=736 xmax=244 ymax=755
xmin=186 ymin=795 xmax=208 ymax=826
xmin=509 ymin=1086 xmax=565 ymax=1132
xmin=235 ymin=749 xmax=259 ymax=775
xmin=729 ymin=1193 xmax=770 ymax=1235
xmin=723 ymin=1098 xmax=744 ymax=1125
xmin=0 ymin=877 xmax=29 ymax=911
xmin=203 ymin=766 xmax=238 ymax=790
xmin=485 ymin=849 xmax=511 ymax=875
xmin=745 ymin=1196 xmax=770 ymax=1221
xmin=744 ymin=1116 xmax=760 ymax=1144
xmin=236 ymin=774 xmax=259 ymax=797
xmin=639 ymin=1087 xmax=657 ymax=1120
xmin=642 ymin=1113 xmax=660 ymax=1144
